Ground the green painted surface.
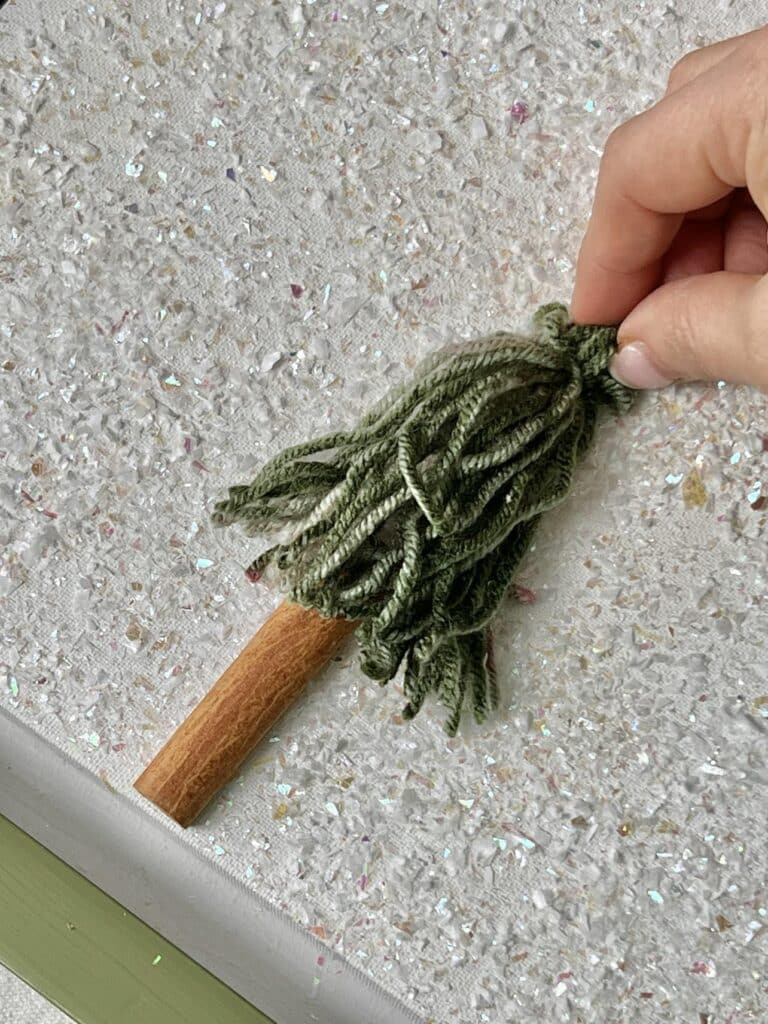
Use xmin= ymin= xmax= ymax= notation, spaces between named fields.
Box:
xmin=0 ymin=814 xmax=274 ymax=1024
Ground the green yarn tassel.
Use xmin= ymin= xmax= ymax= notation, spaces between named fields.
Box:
xmin=212 ymin=303 xmax=632 ymax=735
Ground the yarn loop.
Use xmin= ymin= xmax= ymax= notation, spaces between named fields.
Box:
xmin=213 ymin=303 xmax=632 ymax=734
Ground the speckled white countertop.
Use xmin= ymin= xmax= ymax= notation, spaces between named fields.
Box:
xmin=0 ymin=964 xmax=74 ymax=1024
xmin=2 ymin=1 xmax=767 ymax=1021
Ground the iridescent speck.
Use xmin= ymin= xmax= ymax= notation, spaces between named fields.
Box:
xmin=508 ymin=101 xmax=529 ymax=125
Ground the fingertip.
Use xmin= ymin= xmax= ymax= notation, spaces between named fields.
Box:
xmin=569 ymin=274 xmax=628 ymax=326
xmin=609 ymin=341 xmax=675 ymax=389
xmin=615 ymin=271 xmax=765 ymax=387
xmin=570 ymin=253 xmax=665 ymax=327
xmin=569 ymin=263 xmax=610 ymax=324
xmin=568 ymin=288 xmax=602 ymax=325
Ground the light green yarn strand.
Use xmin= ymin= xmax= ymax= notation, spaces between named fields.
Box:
xmin=212 ymin=303 xmax=633 ymax=735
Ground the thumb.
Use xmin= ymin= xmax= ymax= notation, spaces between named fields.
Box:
xmin=610 ymin=271 xmax=768 ymax=391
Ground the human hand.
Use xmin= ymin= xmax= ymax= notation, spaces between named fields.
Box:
xmin=571 ymin=26 xmax=768 ymax=391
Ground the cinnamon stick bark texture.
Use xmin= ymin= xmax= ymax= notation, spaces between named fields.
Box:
xmin=134 ymin=601 xmax=357 ymax=827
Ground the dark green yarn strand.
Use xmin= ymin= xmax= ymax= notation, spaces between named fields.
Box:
xmin=212 ymin=303 xmax=633 ymax=735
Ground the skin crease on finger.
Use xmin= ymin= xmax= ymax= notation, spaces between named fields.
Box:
xmin=663 ymin=28 xmax=767 ymax=94
xmin=570 ymin=27 xmax=768 ymax=330
xmin=662 ymin=194 xmax=768 ymax=282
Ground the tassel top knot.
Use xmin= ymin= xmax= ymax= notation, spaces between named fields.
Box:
xmin=531 ymin=302 xmax=632 ymax=414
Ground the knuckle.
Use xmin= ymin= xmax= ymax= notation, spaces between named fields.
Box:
xmin=602 ymin=120 xmax=633 ymax=165
xmin=732 ymin=38 xmax=768 ymax=123
xmin=739 ymin=44 xmax=768 ymax=96
xmin=741 ymin=29 xmax=768 ymax=65
xmin=743 ymin=82 xmax=768 ymax=205
xmin=667 ymin=50 xmax=699 ymax=90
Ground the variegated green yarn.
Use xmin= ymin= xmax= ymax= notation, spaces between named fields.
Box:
xmin=212 ymin=303 xmax=632 ymax=735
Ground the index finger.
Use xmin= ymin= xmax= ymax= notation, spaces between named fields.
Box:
xmin=570 ymin=46 xmax=762 ymax=324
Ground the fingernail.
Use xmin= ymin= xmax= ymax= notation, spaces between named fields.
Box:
xmin=610 ymin=341 xmax=674 ymax=390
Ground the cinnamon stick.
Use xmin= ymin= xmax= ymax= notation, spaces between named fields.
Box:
xmin=134 ymin=601 xmax=357 ymax=826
